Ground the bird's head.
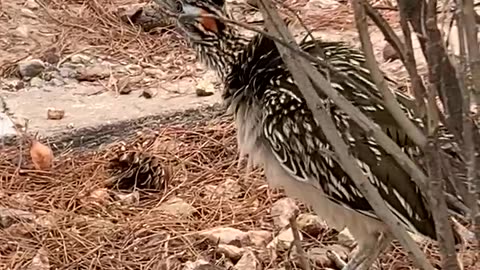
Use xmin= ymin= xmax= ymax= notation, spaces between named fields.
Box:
xmin=155 ymin=0 xmax=247 ymax=77
xmin=157 ymin=0 xmax=230 ymax=44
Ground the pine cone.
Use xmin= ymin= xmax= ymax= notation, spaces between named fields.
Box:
xmin=106 ymin=134 xmax=166 ymax=191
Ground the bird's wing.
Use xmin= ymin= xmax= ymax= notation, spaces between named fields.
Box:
xmin=262 ymin=86 xmax=437 ymax=239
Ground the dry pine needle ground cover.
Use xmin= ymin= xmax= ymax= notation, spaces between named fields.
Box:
xmin=1 ymin=116 xmax=479 ymax=269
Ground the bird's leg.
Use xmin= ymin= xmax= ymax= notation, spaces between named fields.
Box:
xmin=341 ymin=232 xmax=392 ymax=270
xmin=356 ymin=232 xmax=392 ymax=270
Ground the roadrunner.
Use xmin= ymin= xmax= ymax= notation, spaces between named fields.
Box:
xmin=156 ymin=0 xmax=467 ymax=269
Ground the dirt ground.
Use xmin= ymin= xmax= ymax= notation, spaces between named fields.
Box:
xmin=1 ymin=0 xmax=478 ymax=269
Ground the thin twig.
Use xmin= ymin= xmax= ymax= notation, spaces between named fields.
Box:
xmin=289 ymin=213 xmax=311 ymax=270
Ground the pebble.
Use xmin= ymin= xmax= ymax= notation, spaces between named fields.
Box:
xmin=18 ymin=59 xmax=45 ymax=78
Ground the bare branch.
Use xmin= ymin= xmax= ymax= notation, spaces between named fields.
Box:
xmin=353 ymin=0 xmax=428 ymax=149
xmin=462 ymin=0 xmax=480 ymax=106
xmin=455 ymin=0 xmax=480 ymax=243
xmin=398 ymin=0 xmax=464 ymax=140
xmin=257 ymin=1 xmax=435 ymax=269
xmin=426 ymin=134 xmax=461 ymax=270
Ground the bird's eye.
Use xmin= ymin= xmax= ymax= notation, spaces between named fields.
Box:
xmin=175 ymin=1 xmax=183 ymax=12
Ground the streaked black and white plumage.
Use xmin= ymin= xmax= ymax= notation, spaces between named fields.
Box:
xmin=157 ymin=0 xmax=467 ymax=268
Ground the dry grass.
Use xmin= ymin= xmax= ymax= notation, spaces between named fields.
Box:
xmin=1 ymin=117 xmax=478 ymax=269
xmin=0 ymin=0 xmax=196 ymax=81
xmin=0 ymin=118 xmax=279 ymax=269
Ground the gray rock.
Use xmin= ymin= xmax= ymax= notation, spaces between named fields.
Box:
xmin=29 ymin=77 xmax=44 ymax=87
xmin=18 ymin=59 xmax=45 ymax=78
xmin=271 ymin=197 xmax=298 ymax=229
xmin=50 ymin=78 xmax=65 ymax=86
xmin=59 ymin=67 xmax=78 ymax=78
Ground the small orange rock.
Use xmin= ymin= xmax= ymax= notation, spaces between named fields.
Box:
xmin=47 ymin=108 xmax=65 ymax=120
xmin=30 ymin=138 xmax=54 ymax=170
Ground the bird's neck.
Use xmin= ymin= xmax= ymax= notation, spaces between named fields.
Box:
xmin=192 ymin=29 xmax=250 ymax=80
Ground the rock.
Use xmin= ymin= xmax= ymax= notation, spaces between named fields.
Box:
xmin=47 ymin=108 xmax=65 ymax=120
xmin=159 ymin=197 xmax=196 ymax=217
xmin=0 ymin=207 xmax=36 ymax=228
xmin=195 ymin=80 xmax=215 ymax=97
xmin=194 ymin=265 xmax=225 ymax=270
xmin=21 ymin=8 xmax=37 ymax=19
xmin=28 ymin=247 xmax=49 ymax=270
xmin=116 ymin=77 xmax=132 ymax=94
xmin=114 ymin=191 xmax=140 ymax=206
xmin=205 ymin=178 xmax=242 ymax=199
xmin=157 ymin=257 xmax=181 ymax=270
xmin=308 ymin=247 xmax=333 ymax=267
xmin=271 ymin=197 xmax=298 ymax=229
xmin=382 ymin=42 xmax=400 ymax=62
xmin=304 ymin=0 xmax=340 ymax=9
xmin=0 ymin=112 xmax=17 ymax=138
xmin=11 ymin=193 xmax=35 ymax=207
xmin=141 ymin=88 xmax=156 ymax=99
xmin=235 ymin=250 xmax=260 ymax=270
xmin=50 ymin=78 xmax=65 ymax=86
xmin=246 ymin=0 xmax=258 ymax=7
xmin=183 ymin=259 xmax=224 ymax=270
xmin=296 ymin=213 xmax=326 ymax=237
xmin=18 ymin=59 xmax=45 ymax=78
xmin=88 ymin=188 xmax=110 ymax=204
xmin=117 ymin=3 xmax=145 ymax=24
xmin=30 ymin=139 xmax=54 ymax=170
xmin=125 ymin=64 xmax=143 ymax=76
xmin=15 ymin=80 xmax=26 ymax=90
xmin=267 ymin=228 xmax=300 ymax=251
xmin=15 ymin=25 xmax=30 ymax=38
xmin=199 ymin=227 xmax=248 ymax=247
xmin=24 ymin=0 xmax=40 ymax=10
xmin=216 ymin=244 xmax=244 ymax=261
xmin=116 ymin=2 xmax=175 ymax=31
xmin=41 ymin=48 xmax=60 ymax=65
xmin=336 ymin=228 xmax=355 ymax=248
xmin=328 ymin=244 xmax=349 ymax=262
xmin=70 ymin=54 xmax=92 ymax=64
xmin=59 ymin=67 xmax=77 ymax=78
xmin=247 ymin=230 xmax=272 ymax=247
xmin=77 ymin=64 xmax=110 ymax=81
xmin=144 ymin=68 xmax=166 ymax=77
